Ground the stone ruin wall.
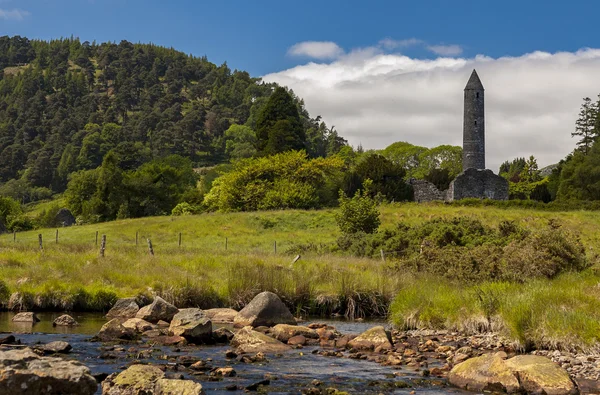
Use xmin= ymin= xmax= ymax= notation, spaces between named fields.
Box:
xmin=409 ymin=179 xmax=447 ymax=203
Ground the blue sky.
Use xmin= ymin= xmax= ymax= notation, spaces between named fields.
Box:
xmin=1 ymin=0 xmax=597 ymax=75
xmin=3 ymin=0 xmax=600 ymax=169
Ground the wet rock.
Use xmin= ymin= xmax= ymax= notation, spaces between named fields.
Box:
xmin=246 ymin=379 xmax=270 ymax=391
xmin=12 ymin=312 xmax=39 ymax=323
xmin=348 ymin=326 xmax=393 ymax=351
xmin=123 ymin=317 xmax=156 ymax=333
xmin=231 ymin=327 xmax=291 ymax=354
xmin=136 ymin=296 xmax=179 ymax=323
xmin=213 ymin=327 xmax=234 ymax=343
xmin=225 ymin=350 xmax=238 ymax=359
xmin=53 ymin=314 xmax=79 ymax=326
xmin=153 ymin=336 xmax=187 ymax=346
xmin=335 ymin=334 xmax=354 ymax=348
xmin=102 ymin=364 xmax=164 ymax=394
xmin=505 ymin=355 xmax=577 ymax=395
xmin=239 ymin=352 xmax=267 ymax=363
xmin=233 ymin=291 xmax=296 ymax=328
xmin=155 ymin=378 xmax=205 ymax=394
xmin=169 ymin=308 xmax=212 ymax=342
xmin=37 ymin=341 xmax=72 ymax=354
xmin=189 ymin=360 xmax=210 ymax=371
xmin=211 ymin=367 xmax=236 ymax=377
xmin=106 ymin=297 xmax=140 ymax=320
xmin=271 ymin=324 xmax=318 ymax=343
xmin=203 ymin=308 xmax=238 ymax=324
xmin=95 ymin=318 xmax=137 ymax=341
xmin=157 ymin=320 xmax=170 ymax=327
xmin=288 ymin=335 xmax=306 ymax=346
xmin=448 ymin=353 xmax=521 ymax=393
xmin=0 ymin=348 xmax=97 ymax=394
xmin=576 ymin=378 xmax=600 ymax=394
xmin=0 ymin=335 xmax=17 ymax=345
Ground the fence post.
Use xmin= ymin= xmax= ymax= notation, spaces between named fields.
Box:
xmin=178 ymin=232 xmax=182 ymax=247
xmin=136 ymin=232 xmax=138 ymax=246
xmin=274 ymin=241 xmax=277 ymax=253
xmin=13 ymin=231 xmax=16 ymax=242
xmin=225 ymin=237 xmax=228 ymax=250
xmin=380 ymin=249 xmax=385 ymax=262
xmin=147 ymin=238 xmax=154 ymax=256
xmin=95 ymin=231 xmax=98 ymax=246
xmin=38 ymin=234 xmax=43 ymax=251
xmin=99 ymin=235 xmax=106 ymax=257
xmin=55 ymin=229 xmax=59 ymax=244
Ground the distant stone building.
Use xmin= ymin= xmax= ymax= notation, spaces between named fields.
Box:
xmin=411 ymin=69 xmax=508 ymax=202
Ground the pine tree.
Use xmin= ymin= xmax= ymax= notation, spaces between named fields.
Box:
xmin=572 ymin=97 xmax=598 ymax=155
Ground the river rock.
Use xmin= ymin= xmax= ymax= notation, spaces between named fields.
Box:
xmin=271 ymin=324 xmax=318 ymax=343
xmin=136 ymin=296 xmax=179 ymax=323
xmin=230 ymin=326 xmax=291 ymax=354
xmin=504 ymin=355 xmax=577 ymax=395
xmin=168 ymin=308 xmax=212 ymax=342
xmin=204 ymin=308 xmax=238 ymax=323
xmin=448 ymin=353 xmax=521 ymax=393
xmin=123 ymin=318 xmax=156 ymax=333
xmin=348 ymin=326 xmax=393 ymax=351
xmin=53 ymin=314 xmax=79 ymax=326
xmin=106 ymin=298 xmax=140 ymax=320
xmin=0 ymin=348 xmax=97 ymax=394
xmin=233 ymin=291 xmax=295 ymax=328
xmin=0 ymin=335 xmax=17 ymax=345
xmin=37 ymin=341 xmax=72 ymax=354
xmin=55 ymin=208 xmax=76 ymax=227
xmin=155 ymin=378 xmax=205 ymax=394
xmin=213 ymin=327 xmax=235 ymax=343
xmin=96 ymin=318 xmax=137 ymax=341
xmin=102 ymin=364 xmax=164 ymax=394
xmin=12 ymin=312 xmax=40 ymax=323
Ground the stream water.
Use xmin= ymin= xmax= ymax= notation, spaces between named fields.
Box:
xmin=0 ymin=312 xmax=469 ymax=394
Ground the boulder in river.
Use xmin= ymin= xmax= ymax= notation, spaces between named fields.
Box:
xmin=448 ymin=353 xmax=575 ymax=394
xmin=0 ymin=348 xmax=97 ymax=395
xmin=122 ymin=317 xmax=156 ymax=333
xmin=348 ymin=326 xmax=393 ymax=351
xmin=37 ymin=341 xmax=72 ymax=354
xmin=504 ymin=355 xmax=577 ymax=395
xmin=233 ymin=291 xmax=296 ymax=328
xmin=203 ymin=308 xmax=238 ymax=323
xmin=95 ymin=318 xmax=137 ymax=341
xmin=169 ymin=308 xmax=212 ymax=342
xmin=136 ymin=296 xmax=179 ymax=323
xmin=53 ymin=314 xmax=79 ymax=326
xmin=106 ymin=297 xmax=140 ymax=320
xmin=271 ymin=324 xmax=318 ymax=343
xmin=230 ymin=326 xmax=291 ymax=354
xmin=101 ymin=364 xmax=205 ymax=395
xmin=12 ymin=312 xmax=40 ymax=323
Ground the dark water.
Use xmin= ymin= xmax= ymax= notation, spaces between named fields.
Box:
xmin=0 ymin=312 xmax=468 ymax=394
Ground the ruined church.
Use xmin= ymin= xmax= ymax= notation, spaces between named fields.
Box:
xmin=411 ymin=70 xmax=509 ymax=202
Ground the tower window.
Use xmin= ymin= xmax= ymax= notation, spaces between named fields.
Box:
xmin=474 ymin=120 xmax=477 ymax=126
xmin=476 ymin=92 xmax=479 ymax=98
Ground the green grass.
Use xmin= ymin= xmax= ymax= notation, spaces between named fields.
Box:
xmin=2 ymin=202 xmax=600 ymax=350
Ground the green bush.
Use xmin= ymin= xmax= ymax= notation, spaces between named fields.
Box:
xmin=171 ymin=202 xmax=202 ymax=216
xmin=335 ymin=180 xmax=381 ymax=235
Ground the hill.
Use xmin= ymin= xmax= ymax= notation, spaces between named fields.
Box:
xmin=0 ymin=36 xmax=346 ymax=201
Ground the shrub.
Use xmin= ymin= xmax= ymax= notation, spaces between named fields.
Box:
xmin=172 ymin=202 xmax=202 ymax=216
xmin=335 ymin=180 xmax=381 ymax=235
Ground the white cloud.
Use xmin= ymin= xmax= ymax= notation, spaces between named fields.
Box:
xmin=379 ymin=38 xmax=423 ymax=50
xmin=427 ymin=44 xmax=464 ymax=56
xmin=287 ymin=41 xmax=345 ymax=60
xmin=0 ymin=8 xmax=30 ymax=20
xmin=264 ymin=45 xmax=600 ymax=171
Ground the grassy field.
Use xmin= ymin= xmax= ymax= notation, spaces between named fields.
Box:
xmin=1 ymin=202 xmax=600 ymax=350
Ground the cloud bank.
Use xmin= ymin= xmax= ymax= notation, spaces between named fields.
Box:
xmin=287 ymin=41 xmax=344 ymax=60
xmin=264 ymin=43 xmax=600 ymax=171
xmin=0 ymin=8 xmax=30 ymax=20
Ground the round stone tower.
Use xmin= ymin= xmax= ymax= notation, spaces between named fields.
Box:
xmin=462 ymin=69 xmax=485 ymax=170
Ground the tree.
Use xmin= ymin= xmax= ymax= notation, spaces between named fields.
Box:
xmin=572 ymin=97 xmax=598 ymax=155
xmin=223 ymin=124 xmax=256 ymax=160
xmin=335 ymin=180 xmax=380 ymax=235
xmin=255 ymin=87 xmax=305 ymax=155
xmin=343 ymin=154 xmax=413 ymax=201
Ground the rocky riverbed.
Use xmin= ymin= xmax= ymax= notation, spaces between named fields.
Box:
xmin=0 ymin=292 xmax=597 ymax=394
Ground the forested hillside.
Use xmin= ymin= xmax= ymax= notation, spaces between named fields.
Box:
xmin=0 ymin=36 xmax=345 ymax=201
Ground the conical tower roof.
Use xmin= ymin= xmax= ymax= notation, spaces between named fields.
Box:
xmin=464 ymin=69 xmax=484 ymax=90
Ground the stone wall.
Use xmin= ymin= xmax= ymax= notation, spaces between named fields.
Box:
xmin=409 ymin=179 xmax=447 ymax=203
xmin=447 ymin=168 xmax=508 ymax=201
